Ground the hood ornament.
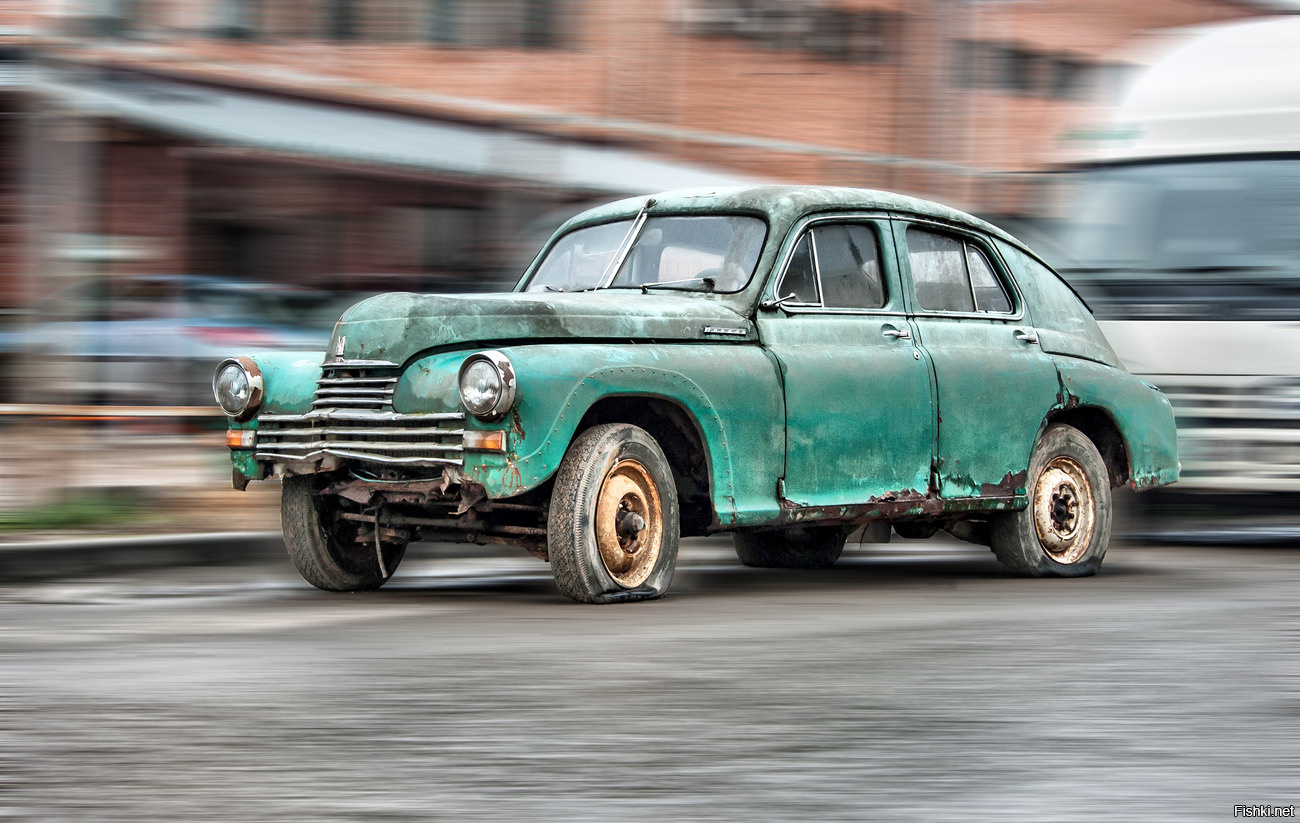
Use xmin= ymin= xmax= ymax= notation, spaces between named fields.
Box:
xmin=334 ymin=336 xmax=346 ymax=361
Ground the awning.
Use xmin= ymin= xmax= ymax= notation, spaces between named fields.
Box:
xmin=36 ymin=73 xmax=762 ymax=195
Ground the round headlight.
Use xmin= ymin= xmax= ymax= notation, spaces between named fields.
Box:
xmin=213 ymin=357 xmax=263 ymax=419
xmin=458 ymin=351 xmax=516 ymax=420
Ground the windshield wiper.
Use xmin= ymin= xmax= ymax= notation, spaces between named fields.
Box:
xmin=544 ymin=285 xmax=565 ymax=292
xmin=640 ymin=276 xmax=717 ymax=294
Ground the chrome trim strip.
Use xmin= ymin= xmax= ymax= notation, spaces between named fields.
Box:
xmin=254 ymin=449 xmax=462 ymax=467
xmin=311 ymin=398 xmax=393 ymax=407
xmin=260 ymin=410 xmax=465 ymax=423
xmin=317 ymin=377 xmax=398 ymax=386
xmin=259 ymin=426 xmax=464 ymax=438
xmin=314 ymin=387 xmax=396 ymax=396
xmin=255 ymin=440 xmax=463 ymax=453
xmin=320 ymin=359 xmax=399 ymax=369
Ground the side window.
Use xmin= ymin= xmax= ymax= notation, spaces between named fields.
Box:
xmin=967 ymin=245 xmax=1012 ymax=313
xmin=908 ymin=229 xmax=973 ymax=312
xmin=780 ymin=233 xmax=819 ymax=304
xmin=907 ymin=227 xmax=1013 ymax=314
xmin=811 ymin=224 xmax=886 ymax=309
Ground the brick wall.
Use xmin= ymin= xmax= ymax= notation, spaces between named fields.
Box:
xmin=67 ymin=0 xmax=1259 ymax=187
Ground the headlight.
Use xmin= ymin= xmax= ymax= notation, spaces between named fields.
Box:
xmin=458 ymin=351 xmax=516 ymax=420
xmin=213 ymin=357 xmax=263 ymax=419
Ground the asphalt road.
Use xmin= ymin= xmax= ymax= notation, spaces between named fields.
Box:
xmin=3 ymin=537 xmax=1297 ymax=822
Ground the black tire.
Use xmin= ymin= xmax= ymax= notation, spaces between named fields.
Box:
xmin=733 ymin=525 xmax=850 ymax=569
xmin=281 ymin=474 xmax=406 ymax=591
xmin=990 ymin=423 xmax=1112 ymax=577
xmin=548 ymin=423 xmax=680 ymax=604
xmin=893 ymin=521 xmax=942 ymax=540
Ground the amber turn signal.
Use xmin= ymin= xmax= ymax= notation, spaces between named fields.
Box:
xmin=226 ymin=429 xmax=257 ymax=449
xmin=462 ymin=430 xmax=507 ymax=452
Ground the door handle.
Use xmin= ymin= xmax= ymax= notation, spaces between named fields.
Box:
xmin=1014 ymin=329 xmax=1039 ymax=345
xmin=882 ymin=327 xmax=911 ymax=340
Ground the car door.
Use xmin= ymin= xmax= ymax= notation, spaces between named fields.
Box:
xmin=756 ymin=216 xmax=935 ymax=508
xmin=895 ymin=221 xmax=1059 ymax=500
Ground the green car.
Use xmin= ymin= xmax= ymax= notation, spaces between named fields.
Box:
xmin=214 ymin=186 xmax=1178 ymax=603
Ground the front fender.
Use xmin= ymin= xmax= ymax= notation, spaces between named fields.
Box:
xmin=401 ymin=343 xmax=785 ymax=525
xmin=227 ymin=351 xmax=323 ymax=480
xmin=246 ymin=350 xmax=325 ymax=415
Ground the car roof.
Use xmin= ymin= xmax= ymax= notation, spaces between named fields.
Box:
xmin=559 ymin=185 xmax=1029 ymax=251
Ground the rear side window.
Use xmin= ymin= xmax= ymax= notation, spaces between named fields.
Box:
xmin=908 ymin=230 xmax=972 ymax=312
xmin=907 ymin=227 xmax=1013 ymax=314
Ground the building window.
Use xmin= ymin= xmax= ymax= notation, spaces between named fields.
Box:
xmin=679 ymin=1 xmax=898 ymax=63
xmin=995 ymin=47 xmax=1043 ymax=95
xmin=212 ymin=0 xmax=259 ymax=40
xmin=325 ymin=0 xmax=359 ymax=41
xmin=427 ymin=0 xmax=565 ymax=49
xmin=85 ymin=0 xmax=138 ymax=38
xmin=956 ymin=40 xmax=1096 ymax=101
xmin=1049 ymin=58 xmax=1089 ymax=100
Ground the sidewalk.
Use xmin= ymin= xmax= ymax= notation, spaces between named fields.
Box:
xmin=0 ymin=419 xmax=281 ymax=544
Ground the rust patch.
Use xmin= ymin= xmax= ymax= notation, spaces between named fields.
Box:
xmin=978 ymin=470 xmax=1028 ymax=499
xmin=763 ymin=482 xmax=1022 ymax=530
xmin=772 ymin=488 xmax=940 ymax=527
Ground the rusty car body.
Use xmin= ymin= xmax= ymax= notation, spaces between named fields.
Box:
xmin=216 ymin=186 xmax=1179 ymax=603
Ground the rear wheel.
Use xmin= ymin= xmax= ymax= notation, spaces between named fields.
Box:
xmin=733 ymin=525 xmax=850 ymax=569
xmin=548 ymin=424 xmax=680 ymax=604
xmin=281 ymin=474 xmax=406 ymax=591
xmin=990 ymin=424 xmax=1112 ymax=577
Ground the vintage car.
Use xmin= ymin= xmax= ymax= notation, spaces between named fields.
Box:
xmin=214 ymin=186 xmax=1178 ymax=603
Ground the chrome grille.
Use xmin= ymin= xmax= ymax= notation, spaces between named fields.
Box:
xmin=255 ymin=359 xmax=465 ymax=467
xmin=312 ymin=376 xmax=398 ymax=407
xmin=313 ymin=361 xmax=400 ymax=409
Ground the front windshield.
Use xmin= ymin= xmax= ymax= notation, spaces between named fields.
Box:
xmin=1068 ymin=159 xmax=1300 ymax=270
xmin=1062 ymin=159 xmax=1300 ymax=320
xmin=523 ymin=214 xmax=767 ymax=294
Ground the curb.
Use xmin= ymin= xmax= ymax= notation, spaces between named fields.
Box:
xmin=0 ymin=531 xmax=285 ymax=582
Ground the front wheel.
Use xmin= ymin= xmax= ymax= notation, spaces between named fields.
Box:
xmin=548 ymin=424 xmax=680 ymax=604
xmin=990 ymin=423 xmax=1112 ymax=577
xmin=281 ymin=474 xmax=406 ymax=591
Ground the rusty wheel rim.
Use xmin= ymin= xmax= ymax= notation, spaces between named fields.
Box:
xmin=594 ymin=458 xmax=662 ymax=588
xmin=1032 ymin=455 xmax=1095 ymax=564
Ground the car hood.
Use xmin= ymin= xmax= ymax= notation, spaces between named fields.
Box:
xmin=329 ymin=291 xmax=756 ymax=364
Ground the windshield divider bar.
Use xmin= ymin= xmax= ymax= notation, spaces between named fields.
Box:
xmin=597 ymin=197 xmax=655 ymax=290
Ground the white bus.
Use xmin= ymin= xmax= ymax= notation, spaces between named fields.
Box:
xmin=1060 ymin=16 xmax=1300 ymax=493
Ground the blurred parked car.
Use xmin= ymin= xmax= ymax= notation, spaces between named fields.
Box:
xmin=1 ymin=275 xmax=333 ymax=406
xmin=215 ymin=186 xmax=1179 ymax=603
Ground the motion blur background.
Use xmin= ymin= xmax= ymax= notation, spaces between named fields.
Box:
xmin=1 ymin=0 xmax=1298 ymax=534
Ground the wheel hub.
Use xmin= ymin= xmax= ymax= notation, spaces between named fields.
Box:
xmin=1031 ymin=455 xmax=1096 ymax=564
xmin=615 ymin=502 xmax=647 ymax=553
xmin=594 ymin=459 xmax=663 ymax=588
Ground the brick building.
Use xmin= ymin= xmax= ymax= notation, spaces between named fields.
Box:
xmin=3 ymin=0 xmax=1274 ymax=306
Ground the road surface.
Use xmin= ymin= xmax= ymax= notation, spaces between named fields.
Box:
xmin=3 ymin=537 xmax=1297 ymax=821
